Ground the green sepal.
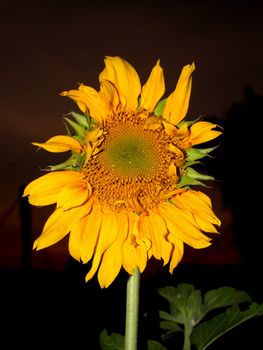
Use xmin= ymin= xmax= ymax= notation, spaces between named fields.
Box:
xmin=154 ymin=98 xmax=167 ymax=116
xmin=46 ymin=151 xmax=87 ymax=171
xmin=177 ymin=116 xmax=202 ymax=128
xmin=64 ymin=122 xmax=72 ymax=137
xmin=186 ymin=145 xmax=219 ymax=162
xmin=177 ymin=175 xmax=206 ymax=188
xmin=184 ymin=160 xmax=201 ymax=168
xmin=63 ymin=117 xmax=86 ymax=140
xmin=178 ymin=167 xmax=214 ymax=188
xmin=186 ymin=167 xmax=215 ymax=181
xmin=69 ymin=111 xmax=90 ymax=128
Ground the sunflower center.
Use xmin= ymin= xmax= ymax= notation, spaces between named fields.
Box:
xmin=83 ymin=113 xmax=185 ymax=211
xmin=102 ymin=129 xmax=157 ymax=177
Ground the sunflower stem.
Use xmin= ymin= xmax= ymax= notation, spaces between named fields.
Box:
xmin=183 ymin=324 xmax=192 ymax=350
xmin=125 ymin=267 xmax=140 ymax=350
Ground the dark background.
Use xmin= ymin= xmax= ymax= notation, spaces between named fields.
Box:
xmin=0 ymin=0 xmax=262 ymax=348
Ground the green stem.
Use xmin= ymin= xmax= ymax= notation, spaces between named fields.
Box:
xmin=124 ymin=267 xmax=140 ymax=350
xmin=183 ymin=324 xmax=192 ymax=350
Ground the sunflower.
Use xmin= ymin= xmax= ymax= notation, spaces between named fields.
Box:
xmin=24 ymin=56 xmax=221 ymax=288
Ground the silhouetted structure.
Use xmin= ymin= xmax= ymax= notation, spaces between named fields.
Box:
xmin=19 ymin=185 xmax=32 ymax=270
xmin=221 ymin=86 xmax=263 ymax=266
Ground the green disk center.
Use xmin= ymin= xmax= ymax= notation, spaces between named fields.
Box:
xmin=103 ymin=134 xmax=157 ymax=177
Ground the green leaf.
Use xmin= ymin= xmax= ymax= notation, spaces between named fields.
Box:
xmin=191 ymin=303 xmax=263 ymax=350
xmin=99 ymin=329 xmax=124 ymax=350
xmin=158 ymin=284 xmax=203 ymax=326
xmin=154 ymin=98 xmax=167 ymax=116
xmin=158 ymin=285 xmax=195 ymax=310
xmin=160 ymin=319 xmax=182 ymax=332
xmin=159 ymin=319 xmax=182 ymax=340
xmin=204 ymin=287 xmax=252 ymax=313
xmin=159 ymin=312 xmax=183 ymax=328
xmin=147 ymin=339 xmax=167 ymax=350
xmin=159 ymin=310 xmax=177 ymax=322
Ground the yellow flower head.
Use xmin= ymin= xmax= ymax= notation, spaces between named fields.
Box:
xmin=24 ymin=56 xmax=221 ymax=288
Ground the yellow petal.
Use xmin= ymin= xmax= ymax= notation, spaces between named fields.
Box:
xmin=139 ymin=212 xmax=160 ymax=259
xmin=173 ymin=190 xmax=221 ymax=226
xmin=85 ymin=207 xmax=119 ymax=282
xmin=78 ymin=84 xmax=108 ymax=121
xmin=23 ymin=171 xmax=83 ymax=206
xmin=168 ymin=143 xmax=185 ymax=160
xmin=122 ymin=213 xmax=139 ymax=274
xmin=99 ymin=79 xmax=120 ymax=113
xmin=168 ymin=161 xmax=177 ymax=178
xmin=196 ymin=190 xmax=212 ymax=206
xmin=85 ymin=127 xmax=104 ymax=143
xmin=128 ymin=211 xmax=140 ymax=238
xmin=99 ymin=56 xmax=141 ymax=111
xmin=176 ymin=122 xmax=189 ymax=137
xmin=32 ymin=135 xmax=83 ymax=153
xmin=57 ymin=181 xmax=91 ymax=210
xmin=122 ymin=241 xmax=137 ymax=274
xmin=140 ymin=59 xmax=165 ymax=111
xmin=139 ymin=211 xmax=171 ymax=265
xmin=60 ymin=89 xmax=88 ymax=114
xmin=61 ymin=85 xmax=107 ymax=123
xmin=97 ymin=240 xmax=123 ymax=288
xmin=194 ymin=215 xmax=219 ymax=233
xmin=33 ymin=201 xmax=91 ymax=250
xmin=188 ymin=121 xmax=222 ymax=146
xmin=122 ymin=213 xmax=149 ymax=274
xmin=163 ymin=63 xmax=195 ymax=126
xmin=135 ymin=238 xmax=148 ymax=273
xmin=167 ymin=237 xmax=184 ymax=273
xmin=96 ymin=211 xmax=129 ymax=287
xmin=68 ymin=200 xmax=100 ymax=263
xmin=122 ymin=246 xmax=133 ymax=274
xmin=159 ymin=202 xmax=211 ymax=249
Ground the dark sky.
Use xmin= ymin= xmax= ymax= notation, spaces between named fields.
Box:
xmin=1 ymin=0 xmax=262 ymax=268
